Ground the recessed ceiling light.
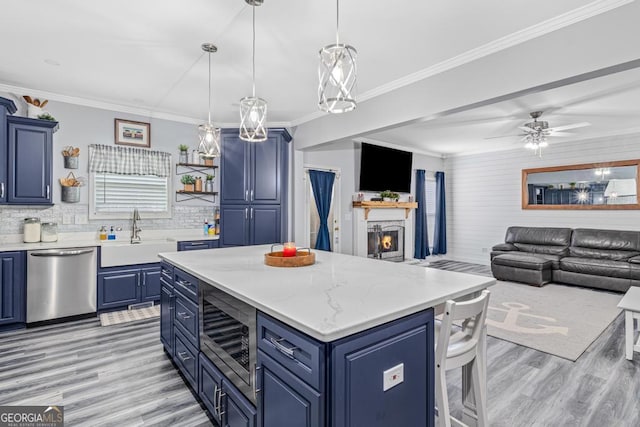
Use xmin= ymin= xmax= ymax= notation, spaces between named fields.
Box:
xmin=44 ymin=59 xmax=60 ymax=66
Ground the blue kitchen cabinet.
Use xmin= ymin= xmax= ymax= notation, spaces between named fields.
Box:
xmin=0 ymin=251 xmax=25 ymax=327
xmin=177 ymin=239 xmax=219 ymax=251
xmin=200 ymin=353 xmax=257 ymax=427
xmin=0 ymin=98 xmax=17 ymax=204
xmin=6 ymin=116 xmax=57 ymax=205
xmin=220 ymin=205 xmax=281 ymax=247
xmin=97 ymin=263 xmax=161 ymax=311
xmin=160 ymin=282 xmax=174 ymax=355
xmin=256 ymin=309 xmax=434 ymax=427
xmin=220 ymin=129 xmax=291 ymax=247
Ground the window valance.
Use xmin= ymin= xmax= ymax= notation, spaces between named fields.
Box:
xmin=89 ymin=144 xmax=171 ymax=177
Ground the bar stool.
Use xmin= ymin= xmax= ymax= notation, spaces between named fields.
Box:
xmin=435 ymin=290 xmax=490 ymax=427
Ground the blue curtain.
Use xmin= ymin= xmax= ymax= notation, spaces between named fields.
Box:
xmin=309 ymin=170 xmax=335 ymax=251
xmin=414 ymin=170 xmax=430 ymax=259
xmin=433 ymin=171 xmax=447 ymax=255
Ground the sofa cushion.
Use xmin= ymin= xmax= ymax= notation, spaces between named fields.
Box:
xmin=569 ymin=246 xmax=640 ymax=261
xmin=560 ymin=257 xmax=630 ymax=279
xmin=493 ymin=254 xmax=552 ymax=271
xmin=629 ymin=256 xmax=640 ymax=264
xmin=571 ymin=228 xmax=640 ymax=251
xmin=505 ymin=226 xmax=572 ymax=247
xmin=492 ymin=242 xmax=518 ymax=252
xmin=629 ymin=264 xmax=640 ymax=280
xmin=513 ymin=243 xmax=569 ymax=256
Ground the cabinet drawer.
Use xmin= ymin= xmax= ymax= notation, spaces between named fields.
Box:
xmin=160 ymin=261 xmax=173 ymax=282
xmin=174 ymin=327 xmax=199 ymax=390
xmin=174 ymin=291 xmax=199 ymax=347
xmin=257 ymin=312 xmax=325 ymax=391
xmin=178 ymin=240 xmax=211 ymax=251
xmin=174 ymin=268 xmax=199 ymax=302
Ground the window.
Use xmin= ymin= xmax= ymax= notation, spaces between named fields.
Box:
xmin=90 ymin=172 xmax=171 ymax=219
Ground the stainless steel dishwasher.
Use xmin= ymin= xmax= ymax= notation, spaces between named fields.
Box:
xmin=27 ymin=247 xmax=97 ymax=323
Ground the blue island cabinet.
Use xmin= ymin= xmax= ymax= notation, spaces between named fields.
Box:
xmin=256 ymin=310 xmax=434 ymax=427
xmin=0 ymin=251 xmax=25 ymax=328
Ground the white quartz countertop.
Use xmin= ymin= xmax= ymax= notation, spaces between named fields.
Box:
xmin=0 ymin=230 xmax=219 ymax=252
xmin=159 ymin=245 xmax=495 ymax=342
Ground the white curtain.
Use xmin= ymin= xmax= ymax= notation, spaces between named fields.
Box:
xmin=89 ymin=144 xmax=171 ymax=177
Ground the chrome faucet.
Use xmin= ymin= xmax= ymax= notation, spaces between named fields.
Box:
xmin=131 ymin=208 xmax=142 ymax=243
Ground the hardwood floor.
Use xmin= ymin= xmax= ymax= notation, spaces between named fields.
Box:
xmin=0 ymin=261 xmax=638 ymax=426
xmin=0 ymin=317 xmax=212 ymax=426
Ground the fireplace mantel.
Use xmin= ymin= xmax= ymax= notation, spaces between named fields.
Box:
xmin=352 ymin=201 xmax=418 ymax=220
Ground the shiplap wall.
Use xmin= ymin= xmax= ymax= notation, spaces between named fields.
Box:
xmin=444 ymin=132 xmax=640 ymax=265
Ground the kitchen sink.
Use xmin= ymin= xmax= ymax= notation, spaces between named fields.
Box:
xmin=100 ymin=238 xmax=177 ymax=267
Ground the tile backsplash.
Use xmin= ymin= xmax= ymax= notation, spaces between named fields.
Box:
xmin=0 ymin=205 xmax=213 ymax=235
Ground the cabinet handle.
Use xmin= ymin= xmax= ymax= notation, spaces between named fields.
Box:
xmin=137 ymin=273 xmax=141 ymax=287
xmin=0 ymin=182 xmax=4 ymax=198
xmin=177 ymin=351 xmax=191 ymax=362
xmin=250 ymin=207 xmax=253 ymax=219
xmin=177 ymin=311 xmax=191 ymax=320
xmin=176 ymin=279 xmax=193 ymax=288
xmin=254 ymin=365 xmax=261 ymax=398
xmin=250 ymin=189 xmax=254 ymax=201
xmin=46 ymin=185 xmax=50 ymax=199
xmin=245 ymin=208 xmax=248 ymax=220
xmin=245 ymin=189 xmax=248 ymax=201
xmin=143 ymin=274 xmax=146 ymax=287
xmin=216 ymin=387 xmax=226 ymax=417
xmin=269 ymin=337 xmax=297 ymax=358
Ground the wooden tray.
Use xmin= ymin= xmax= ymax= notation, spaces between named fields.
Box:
xmin=264 ymin=248 xmax=315 ymax=267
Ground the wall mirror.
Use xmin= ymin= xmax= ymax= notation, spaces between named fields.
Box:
xmin=522 ymin=159 xmax=640 ymax=210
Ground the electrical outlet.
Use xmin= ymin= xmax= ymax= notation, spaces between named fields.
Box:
xmin=481 ymin=247 xmax=488 ymax=253
xmin=62 ymin=214 xmax=73 ymax=225
xmin=75 ymin=214 xmax=88 ymax=225
xmin=383 ymin=363 xmax=404 ymax=391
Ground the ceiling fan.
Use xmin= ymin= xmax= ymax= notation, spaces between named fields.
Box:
xmin=487 ymin=111 xmax=591 ymax=156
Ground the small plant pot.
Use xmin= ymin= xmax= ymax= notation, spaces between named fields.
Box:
xmin=64 ymin=156 xmax=78 ymax=169
xmin=27 ymin=104 xmax=44 ymax=119
xmin=179 ymin=151 xmax=189 ymax=164
xmin=204 ymin=158 xmax=214 ymax=166
xmin=183 ymin=184 xmax=194 ymax=192
xmin=205 ymin=180 xmax=214 ymax=193
xmin=61 ymin=186 xmax=80 ymax=203
xmin=194 ymin=178 xmax=202 ymax=192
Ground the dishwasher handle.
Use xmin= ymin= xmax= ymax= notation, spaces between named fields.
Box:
xmin=30 ymin=248 xmax=95 ymax=257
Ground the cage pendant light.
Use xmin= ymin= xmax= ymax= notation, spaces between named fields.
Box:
xmin=239 ymin=1 xmax=268 ymax=142
xmin=198 ymin=43 xmax=221 ymax=158
xmin=318 ymin=0 xmax=357 ymax=114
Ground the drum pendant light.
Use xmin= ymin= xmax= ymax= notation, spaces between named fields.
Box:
xmin=239 ymin=1 xmax=268 ymax=142
xmin=318 ymin=0 xmax=357 ymax=114
xmin=198 ymin=43 xmax=221 ymax=158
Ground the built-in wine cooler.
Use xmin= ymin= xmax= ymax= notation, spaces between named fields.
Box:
xmin=200 ymin=285 xmax=257 ymax=404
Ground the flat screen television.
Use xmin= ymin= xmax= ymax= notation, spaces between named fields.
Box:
xmin=359 ymin=143 xmax=413 ymax=193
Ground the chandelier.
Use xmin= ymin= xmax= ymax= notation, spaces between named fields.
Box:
xmin=239 ymin=0 xmax=268 ymax=142
xmin=318 ymin=0 xmax=357 ymax=114
xmin=523 ymin=132 xmax=548 ymax=157
xmin=198 ymin=43 xmax=221 ymax=158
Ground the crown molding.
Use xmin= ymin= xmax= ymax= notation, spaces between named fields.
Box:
xmin=291 ymin=0 xmax=634 ymax=127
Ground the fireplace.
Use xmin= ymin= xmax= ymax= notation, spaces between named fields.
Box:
xmin=367 ymin=222 xmax=405 ymax=262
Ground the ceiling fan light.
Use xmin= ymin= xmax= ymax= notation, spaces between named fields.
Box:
xmin=239 ymin=96 xmax=268 ymax=142
xmin=318 ymin=43 xmax=357 ymax=113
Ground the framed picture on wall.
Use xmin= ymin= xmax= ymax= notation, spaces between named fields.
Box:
xmin=114 ymin=119 xmax=151 ymax=147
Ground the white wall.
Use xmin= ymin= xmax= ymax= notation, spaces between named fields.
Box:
xmin=292 ymin=140 xmax=444 ymax=256
xmin=444 ymin=132 xmax=640 ymax=265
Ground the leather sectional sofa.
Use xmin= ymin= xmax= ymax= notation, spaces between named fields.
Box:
xmin=491 ymin=226 xmax=640 ymax=292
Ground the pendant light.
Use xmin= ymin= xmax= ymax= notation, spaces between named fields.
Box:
xmin=239 ymin=0 xmax=268 ymax=142
xmin=318 ymin=0 xmax=357 ymax=114
xmin=198 ymin=43 xmax=221 ymax=158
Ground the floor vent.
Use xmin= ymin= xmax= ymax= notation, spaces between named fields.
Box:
xmin=128 ymin=301 xmax=155 ymax=310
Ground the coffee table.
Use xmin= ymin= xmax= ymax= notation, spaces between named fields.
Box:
xmin=618 ymin=287 xmax=640 ymax=360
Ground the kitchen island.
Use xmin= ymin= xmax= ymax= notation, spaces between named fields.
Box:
xmin=159 ymin=245 xmax=494 ymax=427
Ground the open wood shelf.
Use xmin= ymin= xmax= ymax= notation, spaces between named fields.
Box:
xmin=352 ymin=201 xmax=418 ymax=220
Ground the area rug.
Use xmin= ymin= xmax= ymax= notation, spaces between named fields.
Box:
xmin=99 ymin=305 xmax=160 ymax=327
xmin=419 ymin=259 xmax=623 ymax=361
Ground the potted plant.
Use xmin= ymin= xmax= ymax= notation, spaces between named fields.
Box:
xmin=181 ymin=174 xmax=195 ymax=192
xmin=178 ymin=144 xmax=189 ymax=164
xmin=380 ymin=190 xmax=400 ymax=202
xmin=205 ymin=174 xmax=214 ymax=193
xmin=569 ymin=182 xmax=576 ymax=190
